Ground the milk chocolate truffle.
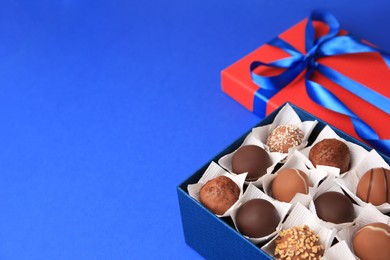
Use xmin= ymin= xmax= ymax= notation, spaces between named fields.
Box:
xmin=232 ymin=145 xmax=271 ymax=181
xmin=309 ymin=138 xmax=350 ymax=173
xmin=199 ymin=176 xmax=240 ymax=215
xmin=353 ymin=222 xmax=390 ymax=260
xmin=356 ymin=167 xmax=390 ymax=206
xmin=275 ymin=225 xmax=324 ymax=260
xmin=272 ymin=169 xmax=309 ymax=203
xmin=314 ymin=191 xmax=354 ymax=224
xmin=235 ymin=199 xmax=280 ymax=238
xmin=267 ymin=124 xmax=304 ymax=153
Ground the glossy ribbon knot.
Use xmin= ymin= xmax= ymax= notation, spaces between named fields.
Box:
xmin=250 ymin=10 xmax=390 ymax=155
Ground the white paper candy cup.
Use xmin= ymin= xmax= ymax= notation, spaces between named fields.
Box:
xmin=322 ymin=240 xmax=356 ymax=260
xmin=230 ymin=183 xmax=291 ymax=244
xmin=336 ymin=203 xmax=390 ymax=255
xmin=252 ymin=103 xmax=318 ymax=157
xmin=300 ymin=125 xmax=369 ymax=177
xmin=187 ymin=161 xmax=247 ymax=217
xmin=218 ymin=132 xmax=285 ymax=186
xmin=309 ymin=177 xmax=363 ymax=230
xmin=335 ymin=149 xmax=390 ymax=213
xmin=262 ymin=151 xmax=327 ymax=209
xmin=261 ymin=203 xmax=337 ymax=257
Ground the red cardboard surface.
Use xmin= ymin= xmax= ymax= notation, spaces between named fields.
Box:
xmin=222 ymin=18 xmax=390 ymax=143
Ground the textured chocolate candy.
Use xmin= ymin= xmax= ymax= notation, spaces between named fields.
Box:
xmin=314 ymin=191 xmax=354 ymax=224
xmin=235 ymin=199 xmax=280 ymax=238
xmin=274 ymin=225 xmax=324 ymax=260
xmin=199 ymin=176 xmax=240 ymax=215
xmin=353 ymin=222 xmax=390 ymax=260
xmin=309 ymin=138 xmax=350 ymax=173
xmin=356 ymin=167 xmax=390 ymax=206
xmin=267 ymin=124 xmax=304 ymax=153
xmin=231 ymin=145 xmax=271 ymax=181
xmin=272 ymin=168 xmax=309 ymax=203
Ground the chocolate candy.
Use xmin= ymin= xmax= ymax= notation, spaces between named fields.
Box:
xmin=231 ymin=145 xmax=271 ymax=181
xmin=356 ymin=167 xmax=390 ymax=206
xmin=274 ymin=225 xmax=324 ymax=260
xmin=199 ymin=176 xmax=240 ymax=215
xmin=309 ymin=138 xmax=350 ymax=173
xmin=267 ymin=124 xmax=304 ymax=153
xmin=235 ymin=199 xmax=280 ymax=238
xmin=353 ymin=222 xmax=390 ymax=260
xmin=314 ymin=191 xmax=354 ymax=224
xmin=272 ymin=168 xmax=309 ymax=203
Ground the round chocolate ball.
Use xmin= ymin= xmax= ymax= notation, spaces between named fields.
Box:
xmin=314 ymin=191 xmax=354 ymax=224
xmin=274 ymin=225 xmax=324 ymax=260
xmin=267 ymin=124 xmax=304 ymax=153
xmin=272 ymin=168 xmax=309 ymax=203
xmin=353 ymin=222 xmax=390 ymax=260
xmin=356 ymin=167 xmax=390 ymax=206
xmin=235 ymin=199 xmax=280 ymax=238
xmin=309 ymin=138 xmax=351 ymax=173
xmin=199 ymin=176 xmax=240 ymax=215
xmin=231 ymin=145 xmax=271 ymax=181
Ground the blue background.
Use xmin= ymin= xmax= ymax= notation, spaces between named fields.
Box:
xmin=0 ymin=1 xmax=389 ymax=259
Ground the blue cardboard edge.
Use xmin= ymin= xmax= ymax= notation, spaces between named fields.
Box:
xmin=177 ymin=102 xmax=390 ymax=259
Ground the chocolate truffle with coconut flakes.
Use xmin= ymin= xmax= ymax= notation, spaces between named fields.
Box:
xmin=267 ymin=124 xmax=304 ymax=153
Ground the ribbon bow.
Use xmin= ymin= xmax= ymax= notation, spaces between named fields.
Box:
xmin=250 ymin=10 xmax=390 ymax=155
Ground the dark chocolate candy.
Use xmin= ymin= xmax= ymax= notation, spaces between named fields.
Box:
xmin=314 ymin=191 xmax=354 ymax=224
xmin=235 ymin=199 xmax=280 ymax=238
xmin=309 ymin=138 xmax=350 ymax=173
xmin=232 ymin=145 xmax=271 ymax=181
xmin=356 ymin=167 xmax=390 ymax=206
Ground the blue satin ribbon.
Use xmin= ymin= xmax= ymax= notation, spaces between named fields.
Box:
xmin=251 ymin=10 xmax=390 ymax=155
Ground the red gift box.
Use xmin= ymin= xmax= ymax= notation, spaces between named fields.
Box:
xmin=221 ymin=13 xmax=390 ymax=153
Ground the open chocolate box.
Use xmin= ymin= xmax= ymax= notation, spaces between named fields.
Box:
xmin=177 ymin=103 xmax=390 ymax=259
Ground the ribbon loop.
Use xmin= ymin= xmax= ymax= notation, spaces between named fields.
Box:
xmin=250 ymin=10 xmax=390 ymax=155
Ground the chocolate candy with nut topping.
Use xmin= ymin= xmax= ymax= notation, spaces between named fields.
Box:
xmin=232 ymin=145 xmax=271 ymax=181
xmin=274 ymin=225 xmax=324 ymax=260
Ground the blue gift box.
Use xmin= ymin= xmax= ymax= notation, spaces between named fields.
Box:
xmin=177 ymin=103 xmax=390 ymax=259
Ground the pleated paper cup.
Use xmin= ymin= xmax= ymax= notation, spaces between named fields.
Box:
xmin=322 ymin=240 xmax=356 ymax=260
xmin=261 ymin=203 xmax=337 ymax=257
xmin=262 ymin=151 xmax=327 ymax=209
xmin=230 ymin=183 xmax=291 ymax=244
xmin=300 ymin=125 xmax=369 ymax=177
xmin=218 ymin=132 xmax=285 ymax=186
xmin=335 ymin=149 xmax=390 ymax=213
xmin=187 ymin=161 xmax=247 ymax=217
xmin=252 ymin=103 xmax=318 ymax=158
xmin=309 ymin=177 xmax=363 ymax=230
xmin=336 ymin=203 xmax=390 ymax=256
